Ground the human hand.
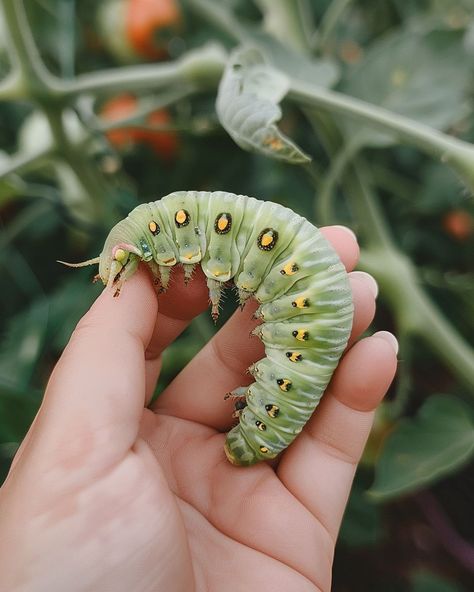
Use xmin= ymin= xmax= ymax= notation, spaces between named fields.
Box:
xmin=0 ymin=226 xmax=397 ymax=592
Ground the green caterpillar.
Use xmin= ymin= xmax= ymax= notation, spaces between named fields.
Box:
xmin=65 ymin=191 xmax=353 ymax=466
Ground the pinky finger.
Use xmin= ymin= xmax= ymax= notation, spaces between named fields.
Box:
xmin=277 ymin=332 xmax=398 ymax=540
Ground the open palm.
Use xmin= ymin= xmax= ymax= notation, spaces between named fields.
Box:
xmin=0 ymin=227 xmax=397 ymax=592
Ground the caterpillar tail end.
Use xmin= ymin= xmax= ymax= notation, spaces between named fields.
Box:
xmin=224 ymin=426 xmax=262 ymax=467
xmin=224 ymin=442 xmax=243 ymax=466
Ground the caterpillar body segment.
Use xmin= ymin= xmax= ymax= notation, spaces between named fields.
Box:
xmin=81 ymin=191 xmax=354 ymax=466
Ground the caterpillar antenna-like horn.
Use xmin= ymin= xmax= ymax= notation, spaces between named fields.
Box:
xmin=57 ymin=257 xmax=101 ymax=268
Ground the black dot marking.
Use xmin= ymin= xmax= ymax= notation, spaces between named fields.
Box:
xmin=291 ymin=298 xmax=310 ymax=308
xmin=255 ymin=420 xmax=267 ymax=431
xmin=175 ymin=209 xmax=190 ymax=228
xmin=265 ymin=404 xmax=280 ymax=418
xmin=280 ymin=262 xmax=299 ymax=275
xmin=277 ymin=378 xmax=292 ymax=392
xmin=292 ymin=330 xmax=309 ymax=341
xmin=234 ymin=400 xmax=247 ymax=411
xmin=257 ymin=228 xmax=278 ymax=251
xmin=286 ymin=352 xmax=303 ymax=362
xmin=214 ymin=212 xmax=232 ymax=234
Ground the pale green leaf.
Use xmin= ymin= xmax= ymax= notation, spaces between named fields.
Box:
xmin=369 ymin=395 xmax=474 ymax=500
xmin=341 ymin=30 xmax=472 ymax=147
xmin=216 ymin=47 xmax=311 ymax=163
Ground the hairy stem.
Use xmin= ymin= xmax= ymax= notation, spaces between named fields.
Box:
xmin=289 ymin=79 xmax=474 ymax=194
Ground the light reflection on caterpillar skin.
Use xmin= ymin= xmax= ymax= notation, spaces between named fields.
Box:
xmin=66 ymin=191 xmax=353 ymax=466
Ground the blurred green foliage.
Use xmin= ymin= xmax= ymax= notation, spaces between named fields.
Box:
xmin=0 ymin=0 xmax=473 ymax=589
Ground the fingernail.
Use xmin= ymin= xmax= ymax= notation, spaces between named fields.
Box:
xmin=332 ymin=225 xmax=357 ymax=242
xmin=372 ymin=331 xmax=399 ymax=355
xmin=351 ymin=271 xmax=379 ymax=298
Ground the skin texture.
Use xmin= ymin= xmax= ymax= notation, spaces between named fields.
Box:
xmin=0 ymin=226 xmax=397 ymax=592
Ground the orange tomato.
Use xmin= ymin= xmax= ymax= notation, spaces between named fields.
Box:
xmin=101 ymin=94 xmax=179 ymax=161
xmin=126 ymin=0 xmax=181 ymax=59
xmin=442 ymin=209 xmax=473 ymax=241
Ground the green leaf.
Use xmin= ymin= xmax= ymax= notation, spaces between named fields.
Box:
xmin=410 ymin=570 xmax=464 ymax=592
xmin=341 ymin=30 xmax=472 ymax=147
xmin=216 ymin=46 xmax=311 ymax=164
xmin=369 ymin=395 xmax=474 ymax=501
xmin=0 ymin=378 xmax=40 ymax=442
xmin=339 ymin=482 xmax=383 ymax=547
xmin=243 ymin=28 xmax=339 ymax=88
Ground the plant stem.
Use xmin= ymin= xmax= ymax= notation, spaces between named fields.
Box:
xmin=43 ymin=107 xmax=110 ymax=223
xmin=185 ymin=0 xmax=245 ymax=42
xmin=315 ymin=138 xmax=360 ymax=225
xmin=0 ymin=0 xmax=57 ymax=97
xmin=55 ymin=44 xmax=226 ymax=100
xmin=254 ymin=0 xmax=312 ymax=54
xmin=289 ymin=79 xmax=474 ymax=194
xmin=317 ymin=0 xmax=353 ymax=53
xmin=360 ymin=248 xmax=474 ymax=392
xmin=0 ymin=72 xmax=24 ymax=101
xmin=0 ymin=146 xmax=53 ymax=181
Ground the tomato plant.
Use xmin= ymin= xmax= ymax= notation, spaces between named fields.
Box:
xmin=1 ymin=0 xmax=473 ymax=590
xmin=100 ymin=93 xmax=179 ymax=160
xmin=443 ymin=209 xmax=473 ymax=241
xmin=97 ymin=0 xmax=182 ymax=62
xmin=126 ymin=0 xmax=181 ymax=59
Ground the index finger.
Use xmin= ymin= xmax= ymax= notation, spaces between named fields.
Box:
xmin=12 ymin=266 xmax=158 ymax=480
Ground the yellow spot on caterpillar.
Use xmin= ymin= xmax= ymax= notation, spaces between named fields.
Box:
xmin=265 ymin=404 xmax=280 ymax=418
xmin=183 ymin=249 xmax=201 ymax=261
xmin=291 ymin=297 xmax=309 ymax=309
xmin=286 ymin=352 xmax=303 ymax=362
xmin=257 ymin=228 xmax=278 ymax=251
xmin=163 ymin=257 xmax=177 ymax=265
xmin=255 ymin=420 xmax=266 ymax=431
xmin=292 ymin=329 xmax=309 ymax=341
xmin=259 ymin=446 xmax=269 ymax=454
xmin=277 ymin=379 xmax=292 ymax=392
xmin=175 ymin=209 xmax=190 ymax=227
xmin=148 ymin=221 xmax=160 ymax=235
xmin=214 ymin=212 xmax=232 ymax=235
xmin=114 ymin=248 xmax=128 ymax=263
xmin=281 ymin=262 xmax=299 ymax=276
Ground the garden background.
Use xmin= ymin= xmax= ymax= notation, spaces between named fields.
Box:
xmin=0 ymin=0 xmax=473 ymax=590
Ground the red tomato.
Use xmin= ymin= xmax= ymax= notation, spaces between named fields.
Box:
xmin=101 ymin=94 xmax=179 ymax=161
xmin=126 ymin=0 xmax=181 ymax=59
xmin=442 ymin=209 xmax=473 ymax=241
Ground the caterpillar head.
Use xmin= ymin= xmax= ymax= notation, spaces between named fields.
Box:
xmin=99 ymin=243 xmax=141 ymax=289
xmin=59 ymin=222 xmax=143 ymax=292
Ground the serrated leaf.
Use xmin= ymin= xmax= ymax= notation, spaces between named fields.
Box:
xmin=216 ymin=47 xmax=311 ymax=164
xmin=369 ymin=395 xmax=474 ymax=501
xmin=341 ymin=30 xmax=472 ymax=147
